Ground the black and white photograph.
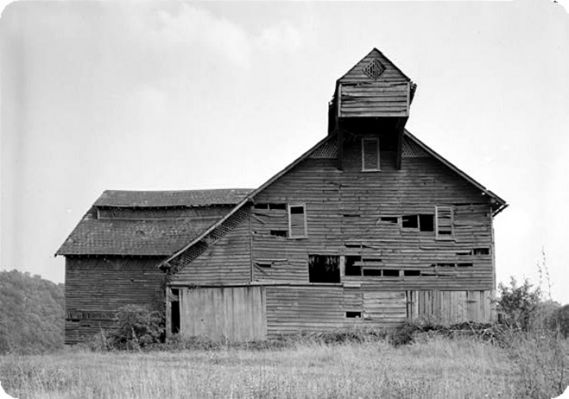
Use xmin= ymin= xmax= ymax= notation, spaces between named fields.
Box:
xmin=1 ymin=0 xmax=569 ymax=397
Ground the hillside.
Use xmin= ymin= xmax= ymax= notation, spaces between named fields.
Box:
xmin=0 ymin=270 xmax=64 ymax=354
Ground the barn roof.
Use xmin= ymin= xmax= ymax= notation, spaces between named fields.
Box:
xmin=94 ymin=189 xmax=252 ymax=208
xmin=56 ymin=189 xmax=252 ymax=256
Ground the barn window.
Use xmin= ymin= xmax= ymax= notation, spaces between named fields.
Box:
xmin=402 ymin=215 xmax=418 ymax=228
xmin=419 ymin=214 xmax=434 ymax=231
xmin=288 ymin=204 xmax=307 ymax=238
xmin=435 ymin=206 xmax=454 ymax=239
xmin=308 ymin=255 xmax=340 ymax=283
xmin=473 ymin=248 xmax=490 ymax=255
xmin=346 ymin=311 xmax=362 ymax=318
xmin=345 ymin=256 xmax=362 ymax=276
xmin=380 ymin=216 xmax=398 ymax=224
xmin=270 ymin=230 xmax=287 ymax=237
xmin=404 ymin=270 xmax=421 ymax=277
xmin=361 ymin=138 xmax=380 ymax=171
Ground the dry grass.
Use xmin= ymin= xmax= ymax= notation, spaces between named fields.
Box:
xmin=0 ymin=336 xmax=524 ymax=399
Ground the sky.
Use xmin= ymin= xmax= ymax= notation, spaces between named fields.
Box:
xmin=1 ymin=0 xmax=569 ymax=302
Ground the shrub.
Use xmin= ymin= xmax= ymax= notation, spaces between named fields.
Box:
xmin=496 ymin=277 xmax=541 ymax=331
xmin=107 ymin=305 xmax=164 ymax=350
xmin=549 ymin=304 xmax=569 ymax=338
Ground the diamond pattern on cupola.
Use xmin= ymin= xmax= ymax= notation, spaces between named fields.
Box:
xmin=333 ymin=48 xmax=416 ymax=119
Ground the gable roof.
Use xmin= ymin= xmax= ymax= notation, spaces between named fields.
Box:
xmin=95 ymin=189 xmax=252 ymax=208
xmin=56 ymin=189 xmax=252 ymax=256
xmin=160 ymin=131 xmax=507 ymax=269
xmin=339 ymin=48 xmax=412 ymax=83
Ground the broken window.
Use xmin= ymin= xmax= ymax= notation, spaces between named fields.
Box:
xmin=346 ymin=311 xmax=362 ymax=318
xmin=308 ymin=255 xmax=340 ymax=283
xmin=288 ymin=204 xmax=307 ymax=238
xmin=404 ymin=270 xmax=421 ymax=277
xmin=345 ymin=256 xmax=362 ymax=276
xmin=419 ymin=214 xmax=434 ymax=232
xmin=270 ymin=230 xmax=287 ymax=237
xmin=363 ymin=269 xmax=382 ymax=276
xmin=361 ymin=137 xmax=380 ymax=171
xmin=380 ymin=216 xmax=398 ymax=224
xmin=473 ymin=248 xmax=490 ymax=255
xmin=402 ymin=215 xmax=418 ymax=228
xmin=383 ymin=269 xmax=400 ymax=277
xmin=435 ymin=206 xmax=454 ymax=238
xmin=457 ymin=263 xmax=473 ymax=267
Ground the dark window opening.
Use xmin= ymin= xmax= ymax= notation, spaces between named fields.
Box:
xmin=290 ymin=206 xmax=304 ymax=214
xmin=473 ymin=248 xmax=490 ymax=255
xmin=404 ymin=270 xmax=421 ymax=276
xmin=308 ymin=255 xmax=340 ymax=283
xmin=419 ymin=214 xmax=434 ymax=232
xmin=345 ymin=256 xmax=362 ymax=276
xmin=270 ymin=203 xmax=287 ymax=210
xmin=346 ymin=311 xmax=362 ymax=318
xmin=171 ymin=300 xmax=180 ymax=335
xmin=270 ymin=230 xmax=288 ymax=237
xmin=345 ymin=243 xmax=363 ymax=248
xmin=254 ymin=203 xmax=269 ymax=209
xmin=456 ymin=250 xmax=472 ymax=256
xmin=362 ymin=257 xmax=382 ymax=263
xmin=343 ymin=214 xmax=361 ymax=218
xmin=383 ymin=269 xmax=400 ymax=277
xmin=402 ymin=215 xmax=418 ymax=228
xmin=380 ymin=216 xmax=398 ymax=224
xmin=256 ymin=262 xmax=272 ymax=268
xmin=457 ymin=263 xmax=473 ymax=268
xmin=363 ymin=269 xmax=382 ymax=276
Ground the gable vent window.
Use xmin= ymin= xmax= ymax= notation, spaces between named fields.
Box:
xmin=288 ymin=204 xmax=307 ymax=238
xmin=435 ymin=206 xmax=454 ymax=239
xmin=361 ymin=138 xmax=380 ymax=172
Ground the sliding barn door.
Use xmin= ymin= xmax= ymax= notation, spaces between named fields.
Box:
xmin=179 ymin=286 xmax=266 ymax=341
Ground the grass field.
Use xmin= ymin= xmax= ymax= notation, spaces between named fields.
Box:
xmin=0 ymin=335 xmax=533 ymax=399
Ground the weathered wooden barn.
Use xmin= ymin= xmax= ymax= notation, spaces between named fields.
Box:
xmin=57 ymin=49 xmax=507 ymax=344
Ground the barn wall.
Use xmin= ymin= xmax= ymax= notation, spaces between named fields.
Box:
xmin=64 ymin=256 xmax=165 ymax=344
xmin=251 ymin=135 xmax=494 ymax=293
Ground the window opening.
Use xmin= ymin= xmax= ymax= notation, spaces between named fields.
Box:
xmin=435 ymin=206 xmax=454 ymax=238
xmin=473 ymin=248 xmax=490 ymax=255
xmin=270 ymin=230 xmax=288 ymax=237
xmin=171 ymin=289 xmax=180 ymax=335
xmin=345 ymin=256 xmax=362 ymax=276
xmin=346 ymin=311 xmax=362 ymax=318
xmin=402 ymin=215 xmax=418 ymax=228
xmin=288 ymin=204 xmax=307 ymax=238
xmin=457 ymin=263 xmax=473 ymax=268
xmin=363 ymin=269 xmax=382 ymax=277
xmin=308 ymin=255 xmax=340 ymax=283
xmin=380 ymin=216 xmax=398 ymax=224
xmin=361 ymin=138 xmax=380 ymax=171
xmin=419 ymin=214 xmax=434 ymax=232
xmin=404 ymin=270 xmax=421 ymax=277
xmin=383 ymin=269 xmax=400 ymax=277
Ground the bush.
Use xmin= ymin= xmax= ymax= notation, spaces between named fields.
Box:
xmin=549 ymin=304 xmax=569 ymax=338
xmin=496 ymin=277 xmax=541 ymax=331
xmin=107 ymin=305 xmax=164 ymax=350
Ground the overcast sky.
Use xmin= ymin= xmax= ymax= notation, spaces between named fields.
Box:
xmin=2 ymin=0 xmax=569 ymax=302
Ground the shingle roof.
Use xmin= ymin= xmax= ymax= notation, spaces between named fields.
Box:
xmin=94 ymin=189 xmax=252 ymax=208
xmin=57 ymin=189 xmax=253 ymax=256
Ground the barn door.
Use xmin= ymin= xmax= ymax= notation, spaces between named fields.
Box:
xmin=363 ymin=291 xmax=407 ymax=326
xmin=179 ymin=286 xmax=266 ymax=341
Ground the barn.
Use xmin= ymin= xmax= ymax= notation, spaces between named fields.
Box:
xmin=57 ymin=48 xmax=507 ymax=344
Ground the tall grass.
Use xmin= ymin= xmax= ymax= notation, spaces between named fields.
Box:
xmin=0 ymin=336 xmax=521 ymax=399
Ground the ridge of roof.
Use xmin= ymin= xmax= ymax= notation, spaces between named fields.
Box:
xmin=94 ymin=188 xmax=253 ymax=208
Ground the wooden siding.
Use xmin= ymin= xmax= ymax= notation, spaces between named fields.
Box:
xmin=64 ymin=256 xmax=164 ymax=344
xmin=339 ymin=82 xmax=410 ymax=118
xmin=407 ymin=290 xmax=494 ymax=324
xmin=250 ymin=132 xmax=495 ymax=293
xmin=179 ymin=286 xmax=266 ymax=341
xmin=266 ymin=285 xmax=344 ymax=337
xmin=171 ymin=210 xmax=252 ymax=285
xmin=339 ymin=49 xmax=410 ymax=83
